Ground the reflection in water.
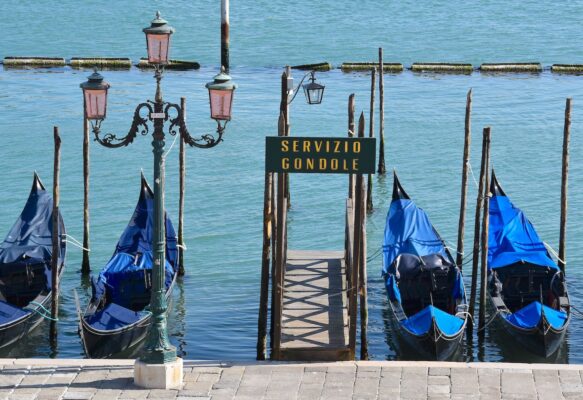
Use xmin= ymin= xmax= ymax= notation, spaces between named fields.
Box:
xmin=171 ymin=277 xmax=188 ymax=358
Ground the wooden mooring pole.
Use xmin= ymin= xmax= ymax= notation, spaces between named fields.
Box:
xmin=456 ymin=89 xmax=472 ymax=270
xmin=51 ymin=126 xmax=61 ymax=322
xmin=357 ymin=113 xmax=369 ymax=360
xmin=377 ymin=48 xmax=386 ymax=174
xmin=257 ymin=169 xmax=273 ymax=360
xmin=367 ymin=69 xmax=376 ymax=212
xmin=468 ymin=127 xmax=489 ymax=326
xmin=559 ymin=98 xmax=572 ymax=273
xmin=82 ymin=112 xmax=90 ymax=274
xmin=281 ymin=67 xmax=291 ymax=209
xmin=178 ymin=97 xmax=187 ymax=276
xmin=221 ymin=0 xmax=230 ymax=73
xmin=348 ymin=94 xmax=356 ymax=199
xmin=478 ymin=127 xmax=491 ymax=335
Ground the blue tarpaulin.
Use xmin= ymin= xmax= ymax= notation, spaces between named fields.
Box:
xmin=401 ymin=305 xmax=464 ymax=336
xmin=86 ymin=302 xmax=147 ymax=330
xmin=488 ymin=193 xmax=558 ymax=271
xmin=382 ymin=199 xmax=450 ymax=276
xmin=505 ymin=301 xmax=567 ymax=330
xmin=89 ymin=177 xmax=177 ymax=316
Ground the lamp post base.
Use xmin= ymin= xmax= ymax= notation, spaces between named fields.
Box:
xmin=134 ymin=357 xmax=183 ymax=389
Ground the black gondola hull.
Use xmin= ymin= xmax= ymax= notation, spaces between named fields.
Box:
xmin=81 ymin=315 xmax=150 ymax=359
xmin=0 ymin=264 xmax=64 ymax=350
xmin=388 ymin=303 xmax=466 ymax=361
xmin=488 ymin=295 xmax=569 ymax=358
xmin=80 ymin=276 xmax=177 ymax=359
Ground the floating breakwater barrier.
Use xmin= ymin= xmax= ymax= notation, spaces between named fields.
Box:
xmin=291 ymin=62 xmax=333 ymax=71
xmin=480 ymin=63 xmax=542 ymax=72
xmin=70 ymin=57 xmax=132 ymax=69
xmin=411 ymin=62 xmax=473 ymax=73
xmin=3 ymin=57 xmax=66 ymax=67
xmin=137 ymin=58 xmax=200 ymax=70
xmin=551 ymin=64 xmax=583 ymax=73
xmin=340 ymin=62 xmax=404 ymax=72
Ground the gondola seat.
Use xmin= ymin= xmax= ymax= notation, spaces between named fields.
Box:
xmin=86 ymin=302 xmax=146 ymax=330
xmin=0 ymin=300 xmax=31 ymax=325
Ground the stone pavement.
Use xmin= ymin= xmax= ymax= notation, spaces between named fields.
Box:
xmin=0 ymin=359 xmax=582 ymax=400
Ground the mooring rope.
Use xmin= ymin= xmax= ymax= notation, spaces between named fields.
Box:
xmin=163 ymin=132 xmax=180 ymax=158
xmin=543 ymin=242 xmax=566 ymax=265
xmin=467 ymin=161 xmax=480 ymax=189
xmin=62 ymin=234 xmax=90 ymax=252
xmin=28 ymin=301 xmax=58 ymax=322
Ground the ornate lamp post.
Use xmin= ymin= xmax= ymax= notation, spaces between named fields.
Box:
xmin=80 ymin=11 xmax=237 ymax=386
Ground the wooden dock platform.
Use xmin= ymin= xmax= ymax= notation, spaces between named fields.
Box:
xmin=279 ymin=250 xmax=350 ymax=361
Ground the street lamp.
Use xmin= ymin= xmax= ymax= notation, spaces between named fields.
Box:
xmin=287 ymin=70 xmax=325 ymax=105
xmin=80 ymin=11 xmax=237 ymax=378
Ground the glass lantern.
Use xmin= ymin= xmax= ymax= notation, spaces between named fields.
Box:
xmin=302 ymin=72 xmax=325 ymax=105
xmin=80 ymin=69 xmax=110 ymax=120
xmin=143 ymin=11 xmax=175 ymax=65
xmin=206 ymin=67 xmax=238 ymax=121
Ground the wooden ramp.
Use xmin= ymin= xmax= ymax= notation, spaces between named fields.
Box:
xmin=279 ymin=250 xmax=350 ymax=361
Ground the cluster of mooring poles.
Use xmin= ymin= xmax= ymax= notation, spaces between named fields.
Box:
xmin=457 ymin=95 xmax=573 ymax=338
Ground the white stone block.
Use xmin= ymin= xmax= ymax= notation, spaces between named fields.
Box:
xmin=134 ymin=357 xmax=183 ymax=389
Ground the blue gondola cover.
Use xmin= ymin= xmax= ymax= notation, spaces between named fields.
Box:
xmin=383 ymin=199 xmax=450 ymax=276
xmin=383 ymin=184 xmax=465 ymax=338
xmin=489 ymin=193 xmax=558 ymax=271
xmin=505 ymin=301 xmax=567 ymax=330
xmin=89 ymin=177 xmax=177 ymax=322
xmin=401 ymin=305 xmax=464 ymax=336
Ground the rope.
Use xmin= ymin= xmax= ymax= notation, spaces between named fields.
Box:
xmin=570 ymin=304 xmax=583 ymax=319
xmin=28 ymin=301 xmax=58 ymax=322
xmin=476 ymin=312 xmax=498 ymax=332
xmin=63 ymin=234 xmax=90 ymax=252
xmin=163 ymin=132 xmax=180 ymax=158
xmin=177 ymin=244 xmax=188 ymax=250
xmin=63 ymin=240 xmax=90 ymax=252
xmin=467 ymin=162 xmax=480 ymax=189
xmin=543 ymin=242 xmax=566 ymax=265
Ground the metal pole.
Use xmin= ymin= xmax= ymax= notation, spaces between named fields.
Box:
xmin=141 ymin=70 xmax=177 ymax=364
xmin=221 ymin=0 xmax=230 ymax=73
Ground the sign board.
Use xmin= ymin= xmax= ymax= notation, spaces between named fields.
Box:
xmin=266 ymin=136 xmax=376 ymax=174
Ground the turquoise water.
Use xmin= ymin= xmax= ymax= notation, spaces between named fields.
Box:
xmin=1 ymin=2 xmax=583 ymax=362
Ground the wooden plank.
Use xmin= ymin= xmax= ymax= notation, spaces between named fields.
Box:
xmin=279 ymin=250 xmax=349 ymax=359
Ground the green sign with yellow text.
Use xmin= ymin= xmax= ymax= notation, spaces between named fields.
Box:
xmin=265 ymin=136 xmax=376 ymax=174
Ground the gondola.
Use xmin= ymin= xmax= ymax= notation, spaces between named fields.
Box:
xmin=382 ymin=172 xmax=468 ymax=360
xmin=78 ymin=174 xmax=178 ymax=358
xmin=0 ymin=173 xmax=66 ymax=349
xmin=487 ymin=171 xmax=569 ymax=357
